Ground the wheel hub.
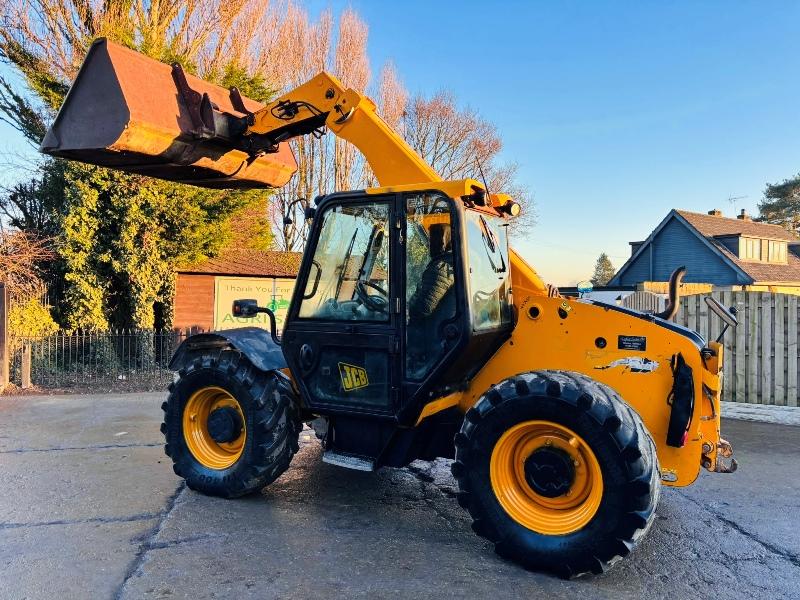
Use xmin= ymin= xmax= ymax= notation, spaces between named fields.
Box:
xmin=524 ymin=446 xmax=575 ymax=498
xmin=489 ymin=420 xmax=604 ymax=535
xmin=207 ymin=406 xmax=243 ymax=444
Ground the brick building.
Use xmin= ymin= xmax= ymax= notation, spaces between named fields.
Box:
xmin=173 ymin=249 xmax=302 ymax=331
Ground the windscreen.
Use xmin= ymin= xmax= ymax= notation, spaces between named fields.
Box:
xmin=298 ymin=202 xmax=391 ymax=322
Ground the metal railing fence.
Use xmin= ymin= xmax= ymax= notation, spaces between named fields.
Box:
xmin=8 ymin=329 xmax=196 ymax=392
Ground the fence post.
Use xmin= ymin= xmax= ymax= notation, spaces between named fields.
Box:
xmin=21 ymin=344 xmax=31 ymax=389
xmin=0 ymin=283 xmax=7 ymax=390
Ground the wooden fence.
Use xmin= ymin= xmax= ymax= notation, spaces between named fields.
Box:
xmin=677 ymin=291 xmax=798 ymax=406
xmin=623 ymin=291 xmax=667 ymax=314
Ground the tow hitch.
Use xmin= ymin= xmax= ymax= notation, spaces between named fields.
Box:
xmin=702 ymin=438 xmax=738 ymax=473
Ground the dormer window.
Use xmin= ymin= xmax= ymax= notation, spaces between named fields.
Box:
xmin=768 ymin=240 xmax=787 ymax=263
xmin=739 ymin=237 xmax=787 ymax=263
xmin=742 ymin=237 xmax=761 ymax=260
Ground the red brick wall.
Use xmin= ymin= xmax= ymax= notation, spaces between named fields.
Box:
xmin=173 ymin=274 xmax=215 ymax=331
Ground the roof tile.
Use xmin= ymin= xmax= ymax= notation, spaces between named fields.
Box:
xmin=677 ymin=210 xmax=799 ymax=242
xmin=178 ymin=249 xmax=302 ymax=277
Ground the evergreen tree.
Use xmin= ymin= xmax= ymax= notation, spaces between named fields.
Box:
xmin=591 ymin=253 xmax=616 ymax=286
xmin=758 ymin=174 xmax=800 ymax=235
xmin=0 ymin=3 xmax=275 ymax=330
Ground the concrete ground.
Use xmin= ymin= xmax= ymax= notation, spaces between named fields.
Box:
xmin=1 ymin=393 xmax=798 ymax=600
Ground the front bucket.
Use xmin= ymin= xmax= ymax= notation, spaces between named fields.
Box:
xmin=40 ymin=38 xmax=297 ymax=189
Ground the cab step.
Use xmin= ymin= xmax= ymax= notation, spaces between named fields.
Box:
xmin=322 ymin=450 xmax=375 ymax=472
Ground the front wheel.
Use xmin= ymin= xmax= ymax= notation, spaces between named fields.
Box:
xmin=452 ymin=370 xmax=660 ymax=577
xmin=162 ymin=350 xmax=301 ymax=498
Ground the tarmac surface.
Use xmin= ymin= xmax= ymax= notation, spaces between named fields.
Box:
xmin=1 ymin=392 xmax=798 ymax=600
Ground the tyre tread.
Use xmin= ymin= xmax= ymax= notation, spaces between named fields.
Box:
xmin=451 ymin=369 xmax=660 ymax=577
xmin=161 ymin=349 xmax=302 ymax=499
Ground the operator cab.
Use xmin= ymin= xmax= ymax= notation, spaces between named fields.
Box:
xmin=281 ymin=189 xmax=513 ymax=425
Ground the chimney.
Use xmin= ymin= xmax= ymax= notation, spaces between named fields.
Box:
xmin=737 ymin=209 xmax=751 ymax=222
xmin=708 ymin=208 xmax=722 ymax=216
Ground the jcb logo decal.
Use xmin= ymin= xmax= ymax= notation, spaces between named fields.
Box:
xmin=339 ymin=362 xmax=369 ymax=391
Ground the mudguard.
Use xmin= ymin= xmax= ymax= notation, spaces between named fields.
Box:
xmin=168 ymin=327 xmax=286 ymax=373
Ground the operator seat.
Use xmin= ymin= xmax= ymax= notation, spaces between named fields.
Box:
xmin=406 ymin=223 xmax=456 ymax=378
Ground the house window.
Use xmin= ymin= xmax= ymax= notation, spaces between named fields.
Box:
xmin=768 ymin=240 xmax=787 ymax=263
xmin=742 ymin=238 xmax=761 ymax=260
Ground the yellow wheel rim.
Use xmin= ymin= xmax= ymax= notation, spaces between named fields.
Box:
xmin=183 ymin=386 xmax=246 ymax=470
xmin=490 ymin=420 xmax=603 ymax=535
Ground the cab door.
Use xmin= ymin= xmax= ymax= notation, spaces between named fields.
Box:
xmin=281 ymin=194 xmax=400 ymax=417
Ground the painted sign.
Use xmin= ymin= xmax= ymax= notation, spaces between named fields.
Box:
xmin=214 ymin=276 xmax=296 ymax=331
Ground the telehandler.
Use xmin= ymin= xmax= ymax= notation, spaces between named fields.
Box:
xmin=43 ymin=39 xmax=737 ymax=577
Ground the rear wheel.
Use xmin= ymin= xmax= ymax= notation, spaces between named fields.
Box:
xmin=162 ymin=349 xmax=301 ymax=498
xmin=452 ymin=370 xmax=660 ymax=577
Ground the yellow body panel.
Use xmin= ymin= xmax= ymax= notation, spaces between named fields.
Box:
xmin=457 ymin=293 xmax=721 ymax=487
xmin=414 ymin=393 xmax=461 ymax=425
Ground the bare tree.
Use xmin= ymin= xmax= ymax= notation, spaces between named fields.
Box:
xmin=378 ymin=61 xmax=407 ymax=133
xmin=332 ymin=8 xmax=370 ymax=192
xmin=404 ymin=91 xmax=500 ymax=180
xmin=402 ymin=91 xmax=533 ymax=229
xmin=265 ymin=4 xmax=373 ymax=251
xmin=0 ymin=230 xmax=53 ymax=300
xmin=263 ymin=3 xmax=334 ymax=251
xmin=0 ymin=0 xmax=275 ymax=87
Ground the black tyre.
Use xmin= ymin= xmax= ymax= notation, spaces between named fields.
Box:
xmin=452 ymin=370 xmax=660 ymax=577
xmin=162 ymin=349 xmax=301 ymax=498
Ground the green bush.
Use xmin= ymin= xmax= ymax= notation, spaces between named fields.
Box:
xmin=9 ymin=298 xmax=58 ymax=338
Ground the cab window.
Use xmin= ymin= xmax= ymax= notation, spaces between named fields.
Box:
xmin=298 ymin=202 xmax=391 ymax=321
xmin=466 ymin=211 xmax=512 ymax=331
xmin=405 ymin=194 xmax=456 ymax=379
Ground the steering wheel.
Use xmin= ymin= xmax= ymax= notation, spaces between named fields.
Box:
xmin=355 ymin=280 xmax=389 ymax=313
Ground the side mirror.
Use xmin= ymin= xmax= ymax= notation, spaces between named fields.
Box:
xmin=704 ymin=295 xmax=738 ymax=343
xmin=283 ymin=197 xmax=310 ymax=226
xmin=232 ymin=299 xmax=260 ymax=318
xmin=232 ymin=299 xmax=282 ymax=346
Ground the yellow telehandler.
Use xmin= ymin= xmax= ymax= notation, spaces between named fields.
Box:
xmin=43 ymin=39 xmax=737 ymax=577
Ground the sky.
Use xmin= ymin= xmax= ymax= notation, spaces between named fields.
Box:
xmin=305 ymin=0 xmax=800 ymax=284
xmin=2 ymin=2 xmax=799 ymax=286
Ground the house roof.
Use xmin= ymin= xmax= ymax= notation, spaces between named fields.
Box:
xmin=178 ymin=249 xmax=302 ymax=277
xmin=709 ymin=239 xmax=800 ymax=283
xmin=676 ymin=210 xmax=799 ymax=242
xmin=612 ymin=209 xmax=800 ymax=286
xmin=676 ymin=211 xmax=800 ymax=283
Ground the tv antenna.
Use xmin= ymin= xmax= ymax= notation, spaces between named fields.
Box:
xmin=727 ymin=194 xmax=748 ymax=212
